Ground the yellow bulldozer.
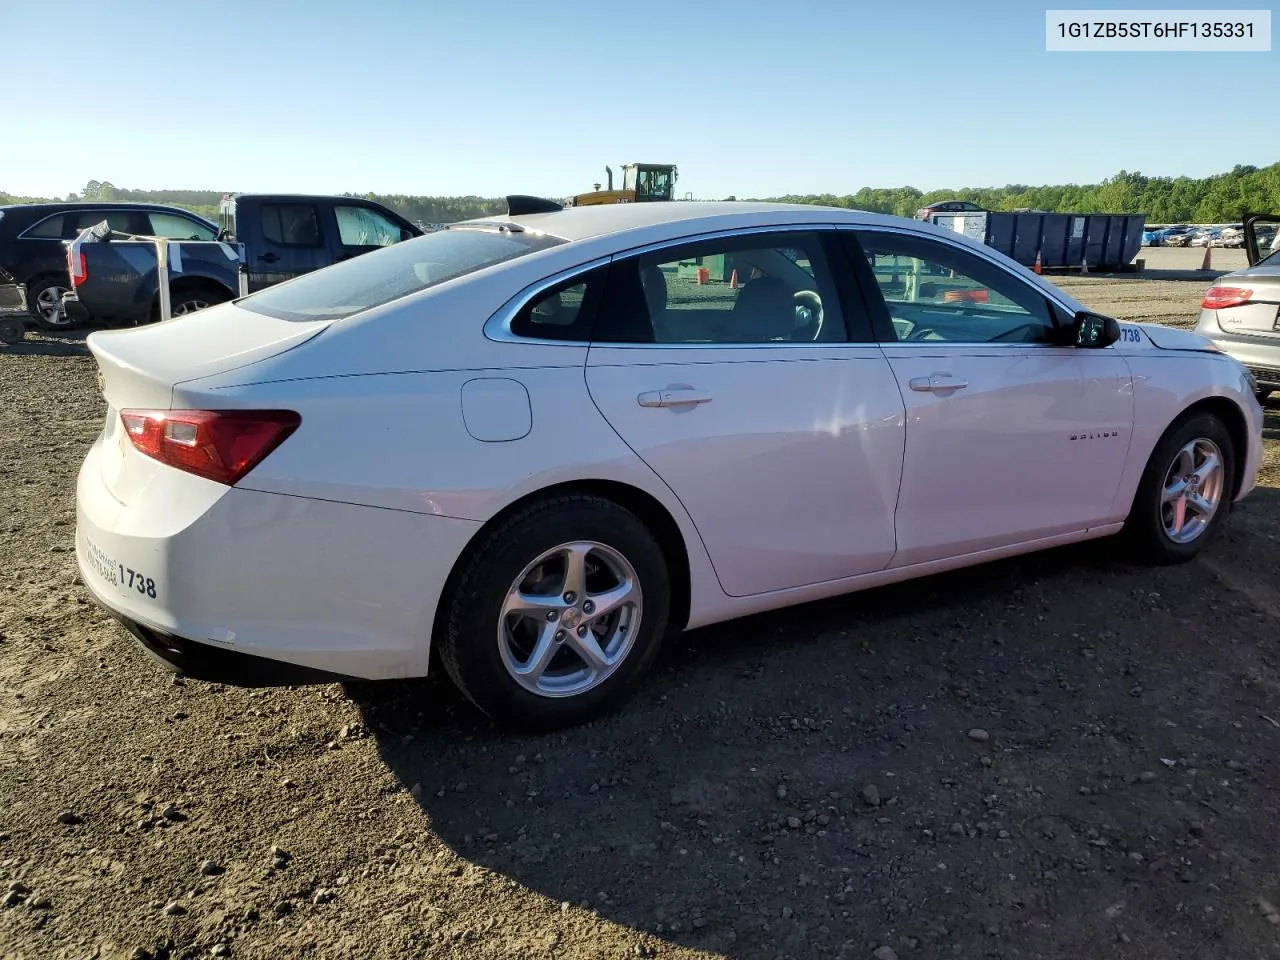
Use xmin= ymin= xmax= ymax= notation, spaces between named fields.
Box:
xmin=568 ymin=163 xmax=678 ymax=206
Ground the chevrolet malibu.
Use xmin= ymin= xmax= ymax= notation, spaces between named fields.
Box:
xmin=76 ymin=201 xmax=1264 ymax=728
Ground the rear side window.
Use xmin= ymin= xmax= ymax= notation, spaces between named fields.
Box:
xmin=509 ymin=266 xmax=607 ymax=342
xmin=149 ymin=212 xmax=216 ymax=241
xmin=23 ymin=215 xmax=65 ymax=238
xmin=63 ymin=210 xmax=150 ymax=238
xmin=238 ymin=226 xmax=565 ymax=322
xmin=262 ymin=204 xmax=322 ymax=247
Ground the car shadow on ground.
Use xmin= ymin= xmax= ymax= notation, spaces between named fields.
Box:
xmin=345 ymin=505 xmax=1280 ymax=958
xmin=1 ymin=327 xmax=90 ymax=356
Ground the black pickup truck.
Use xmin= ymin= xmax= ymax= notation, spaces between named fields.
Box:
xmin=62 ymin=194 xmax=422 ymax=326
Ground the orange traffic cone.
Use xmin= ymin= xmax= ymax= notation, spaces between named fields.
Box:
xmin=729 ymin=268 xmax=739 ymax=289
xmin=1200 ymin=241 xmax=1212 ymax=271
xmin=1031 ymin=249 xmax=1043 ymax=274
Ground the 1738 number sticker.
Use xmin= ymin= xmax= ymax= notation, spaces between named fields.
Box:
xmin=119 ymin=565 xmax=157 ymax=599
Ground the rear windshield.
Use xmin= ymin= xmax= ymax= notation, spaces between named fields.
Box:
xmin=238 ymin=226 xmax=565 ymax=322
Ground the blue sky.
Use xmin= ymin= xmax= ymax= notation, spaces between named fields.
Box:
xmin=4 ymin=0 xmax=1275 ymax=199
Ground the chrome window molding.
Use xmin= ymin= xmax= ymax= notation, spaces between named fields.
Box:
xmin=484 ymin=223 xmax=846 ymax=348
xmin=837 ymin=222 xmax=1084 ymax=319
xmin=483 ymin=256 xmax=611 ymax=346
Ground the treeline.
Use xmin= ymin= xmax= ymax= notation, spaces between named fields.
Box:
xmin=5 ymin=163 xmax=1280 ymax=225
xmin=772 ymin=163 xmax=1280 ymax=223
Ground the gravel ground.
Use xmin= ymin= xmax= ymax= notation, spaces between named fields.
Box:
xmin=2 ymin=269 xmax=1280 ymax=960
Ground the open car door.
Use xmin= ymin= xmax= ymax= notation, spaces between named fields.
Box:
xmin=1243 ymin=213 xmax=1280 ymax=266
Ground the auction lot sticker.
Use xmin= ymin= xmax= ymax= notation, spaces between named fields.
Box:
xmin=1046 ymin=9 xmax=1271 ymax=50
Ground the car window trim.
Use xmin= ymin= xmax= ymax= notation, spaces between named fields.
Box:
xmin=19 ymin=207 xmax=218 ymax=241
xmin=840 ymin=225 xmax=1078 ymax=348
xmin=509 ymin=264 xmax=609 ymax=343
xmin=17 ymin=212 xmax=66 ymax=240
xmin=597 ymin=224 xmax=861 ymax=349
xmin=484 ymin=256 xmax=613 ymax=345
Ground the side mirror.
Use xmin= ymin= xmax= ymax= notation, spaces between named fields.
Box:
xmin=1072 ymin=310 xmax=1120 ymax=348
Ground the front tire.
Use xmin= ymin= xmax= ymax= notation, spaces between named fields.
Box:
xmin=439 ymin=495 xmax=670 ymax=729
xmin=1123 ymin=413 xmax=1235 ymax=564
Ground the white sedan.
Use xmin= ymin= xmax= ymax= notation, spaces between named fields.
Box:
xmin=76 ymin=201 xmax=1264 ymax=728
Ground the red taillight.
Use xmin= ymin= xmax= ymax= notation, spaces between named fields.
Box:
xmin=68 ymin=248 xmax=87 ymax=287
xmin=118 ymin=409 xmax=301 ymax=485
xmin=1201 ymin=286 xmax=1252 ymax=309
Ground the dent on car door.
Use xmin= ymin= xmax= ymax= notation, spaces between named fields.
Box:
xmin=846 ymin=228 xmax=1134 ymax=566
xmin=583 ymin=229 xmax=905 ymax=598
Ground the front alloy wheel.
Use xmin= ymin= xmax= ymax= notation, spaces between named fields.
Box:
xmin=1160 ymin=438 xmax=1224 ymax=544
xmin=1124 ymin=413 xmax=1235 ymax=563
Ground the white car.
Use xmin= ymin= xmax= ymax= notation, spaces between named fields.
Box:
xmin=76 ymin=201 xmax=1264 ymax=728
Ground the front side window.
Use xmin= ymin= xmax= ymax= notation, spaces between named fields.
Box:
xmin=148 ymin=212 xmax=216 ymax=241
xmin=239 ymin=226 xmax=565 ymax=322
xmin=855 ymin=231 xmax=1056 ymax=344
xmin=594 ymin=232 xmax=845 ymax=345
xmin=262 ymin=203 xmax=321 ymax=247
xmin=335 ymin=205 xmax=407 ymax=247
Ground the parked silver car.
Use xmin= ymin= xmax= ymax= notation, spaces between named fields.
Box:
xmin=1194 ymin=215 xmax=1280 ymax=399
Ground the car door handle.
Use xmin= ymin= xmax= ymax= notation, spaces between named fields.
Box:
xmin=637 ymin=388 xmax=713 ymax=408
xmin=908 ymin=374 xmax=968 ymax=392
xmin=258 ymin=253 xmax=279 ymax=263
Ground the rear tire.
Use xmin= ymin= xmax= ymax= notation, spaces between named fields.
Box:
xmin=439 ymin=495 xmax=670 ymax=730
xmin=153 ymin=283 xmax=232 ymax=323
xmin=1122 ymin=413 xmax=1235 ymax=564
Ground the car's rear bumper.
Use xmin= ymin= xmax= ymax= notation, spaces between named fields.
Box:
xmin=61 ymin=292 xmax=91 ymax=324
xmin=75 ymin=435 xmax=482 ymax=683
xmin=1196 ymin=324 xmax=1280 ymax=386
xmin=105 ymin=606 xmax=361 ymax=686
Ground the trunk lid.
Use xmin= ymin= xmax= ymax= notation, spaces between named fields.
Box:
xmin=87 ymin=300 xmax=332 ymax=411
xmin=1210 ymin=268 xmax=1280 ymax=337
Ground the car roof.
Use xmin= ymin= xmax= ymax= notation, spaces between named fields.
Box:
xmin=0 ymin=201 xmax=205 ymax=213
xmin=477 ymin=200 xmax=906 ymax=244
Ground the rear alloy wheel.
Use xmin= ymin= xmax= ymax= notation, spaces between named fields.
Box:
xmin=155 ymin=284 xmax=232 ymax=323
xmin=28 ymin=277 xmax=72 ymax=331
xmin=440 ymin=495 xmax=670 ymax=729
xmin=1124 ymin=413 xmax=1235 ymax=563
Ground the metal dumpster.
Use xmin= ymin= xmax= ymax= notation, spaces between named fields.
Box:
xmin=928 ymin=212 xmax=1146 ymax=270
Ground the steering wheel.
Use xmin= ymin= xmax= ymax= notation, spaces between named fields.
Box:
xmin=793 ymin=290 xmax=823 ymax=340
xmin=906 ymin=326 xmax=941 ymax=341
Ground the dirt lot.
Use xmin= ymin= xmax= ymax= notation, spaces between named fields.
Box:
xmin=3 ymin=267 xmax=1280 ymax=960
